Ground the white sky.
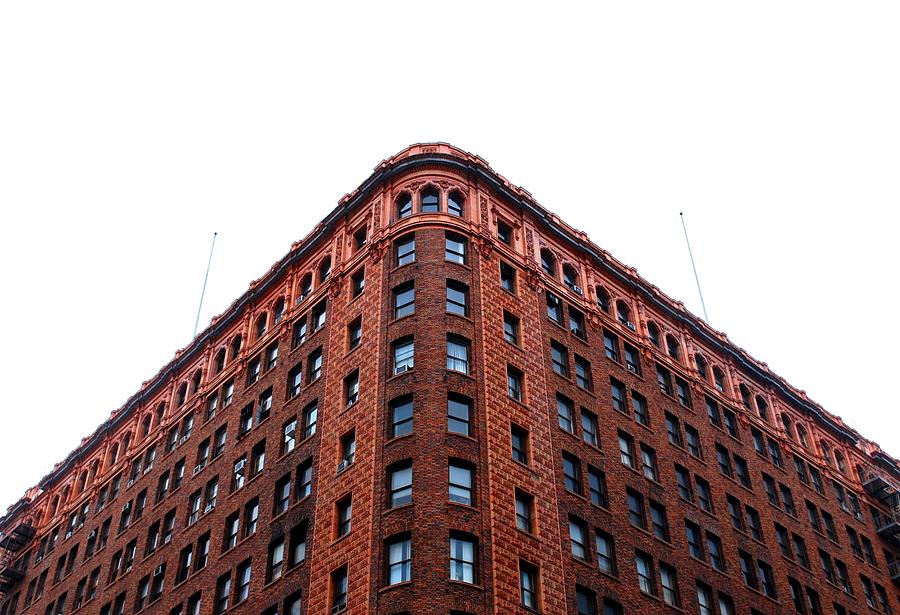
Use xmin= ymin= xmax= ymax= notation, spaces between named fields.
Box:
xmin=1 ymin=2 xmax=898 ymax=511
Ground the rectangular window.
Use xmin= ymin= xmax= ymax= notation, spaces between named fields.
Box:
xmin=268 ymin=537 xmax=285 ymax=582
xmin=446 ymin=336 xmax=470 ymax=373
xmin=392 ymin=337 xmax=414 ymax=374
xmin=214 ymin=573 xmax=231 ymax=614
xmin=666 ymin=413 xmax=682 ymax=447
xmin=649 ymin=500 xmax=669 ymax=541
xmin=641 ymin=444 xmax=658 ymax=481
xmin=595 ymin=530 xmax=616 ymax=575
xmin=448 ymin=462 xmax=473 ymax=506
xmin=265 ymin=342 xmax=278 ymax=371
xmin=503 ymin=311 xmax=519 ymax=345
xmin=631 ymin=392 xmax=650 ymax=426
xmin=557 ymin=394 xmax=574 ymax=433
xmin=581 ymin=410 xmax=599 ymax=447
xmin=507 ymin=365 xmax=523 ymax=402
xmin=289 ymin=523 xmax=307 ymax=567
xmin=449 ymin=534 xmax=476 ymax=584
xmin=626 ymin=489 xmax=645 ymax=529
xmin=569 ymin=516 xmax=588 ymax=560
xmin=548 ymin=341 xmax=571 ymax=380
xmin=610 ymin=378 xmax=627 ymax=413
xmin=307 ymin=347 xmax=323 ymax=381
xmin=447 ymin=394 xmax=471 ymax=436
xmin=562 ymin=452 xmax=582 ymax=494
xmin=574 ymin=355 xmax=593 ymax=390
xmin=618 ymin=432 xmax=635 ymax=469
xmin=603 ymin=330 xmax=620 ymax=361
xmin=445 ymin=233 xmax=466 ymax=264
xmin=303 ymin=401 xmax=318 ymax=439
xmin=635 ymin=551 xmax=655 ymax=596
xmin=685 ymin=521 xmax=703 ymax=560
xmin=335 ymin=497 xmax=352 ymax=537
xmin=282 ymin=419 xmax=297 ymax=455
xmin=311 ymin=299 xmax=327 ymax=331
xmin=624 ymin=342 xmax=641 ymax=375
xmin=656 ymin=364 xmax=673 ymax=395
xmin=660 ymin=563 xmax=679 ymax=606
xmin=347 ymin=317 xmax=362 ymax=350
xmin=511 ymin=425 xmax=529 ymax=464
xmin=287 ymin=363 xmax=302 ymax=399
xmin=707 ymin=532 xmax=725 ymax=570
xmin=393 ymin=282 xmax=415 ymax=319
xmin=386 ymin=535 xmax=412 ymax=585
xmin=297 ymin=459 xmax=313 ymax=499
xmin=274 ymin=474 xmax=291 ymax=516
xmin=389 ymin=462 xmax=413 ymax=507
xmin=675 ymin=465 xmax=693 ymax=501
xmin=330 ymin=566 xmax=348 ymax=613
xmin=569 ymin=307 xmax=586 ymax=339
xmin=351 ymin=268 xmax=365 ymax=298
xmin=390 ymin=396 xmax=413 ymax=438
xmin=396 ymin=234 xmax=415 ymax=266
xmin=446 ymin=280 xmax=468 ymax=316
xmin=243 ymin=498 xmax=259 ymax=537
xmin=499 ymin=261 xmax=517 ymax=293
xmin=515 ymin=490 xmax=534 ymax=533
xmin=292 ymin=317 xmax=307 ymax=348
xmin=584 ymin=466 xmax=607 ymax=509
xmin=696 ymin=476 xmax=713 ymax=512
xmin=685 ymin=424 xmax=702 ymax=458
xmin=344 ymin=370 xmax=359 ymax=407
xmin=546 ymin=291 xmax=562 ymax=323
xmin=497 ymin=221 xmax=512 ymax=244
xmin=519 ymin=560 xmax=540 ymax=609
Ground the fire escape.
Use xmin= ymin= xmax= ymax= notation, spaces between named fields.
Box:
xmin=0 ymin=521 xmax=35 ymax=597
xmin=862 ymin=472 xmax=900 ymax=583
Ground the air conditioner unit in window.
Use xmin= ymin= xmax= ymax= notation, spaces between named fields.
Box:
xmin=573 ymin=285 xmax=583 ymax=295
xmin=626 ymin=321 xmax=637 ymax=331
xmin=163 ymin=534 xmax=172 ymax=545
xmin=395 ymin=364 xmax=409 ymax=374
xmin=65 ymin=530 xmax=73 ymax=539
xmin=627 ymin=364 xmax=638 ymax=374
xmin=122 ymin=502 xmax=131 ymax=512
xmin=154 ymin=565 xmax=165 ymax=576
xmin=203 ymin=503 xmax=215 ymax=514
xmin=193 ymin=463 xmax=205 ymax=475
xmin=234 ymin=459 xmax=246 ymax=471
xmin=179 ymin=435 xmax=190 ymax=445
xmin=337 ymin=460 xmax=351 ymax=473
xmin=88 ymin=529 xmax=97 ymax=540
xmin=126 ymin=479 xmax=136 ymax=488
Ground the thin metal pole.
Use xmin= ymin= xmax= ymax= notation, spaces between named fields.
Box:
xmin=679 ymin=213 xmax=709 ymax=323
xmin=193 ymin=232 xmax=218 ymax=338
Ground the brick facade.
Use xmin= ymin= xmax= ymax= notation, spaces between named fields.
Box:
xmin=1 ymin=143 xmax=898 ymax=615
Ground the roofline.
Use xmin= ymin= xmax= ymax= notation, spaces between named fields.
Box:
xmin=21 ymin=143 xmax=897 ymax=504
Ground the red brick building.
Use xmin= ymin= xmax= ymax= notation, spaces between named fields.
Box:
xmin=1 ymin=143 xmax=898 ymax=615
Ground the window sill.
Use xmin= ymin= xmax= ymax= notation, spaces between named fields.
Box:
xmin=378 ymin=580 xmax=413 ymax=594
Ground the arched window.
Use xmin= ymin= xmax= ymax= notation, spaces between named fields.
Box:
xmin=540 ymin=249 xmax=556 ymax=277
xmin=177 ymin=382 xmax=188 ymax=407
xmin=77 ymin=471 xmax=88 ymax=494
xmin=214 ymin=348 xmax=226 ymax=374
xmin=796 ymin=424 xmax=809 ymax=448
xmin=230 ymin=335 xmax=242 ymax=361
xmin=712 ymin=366 xmax=725 ymax=393
xmin=562 ymin=264 xmax=580 ymax=293
xmin=755 ymin=395 xmax=769 ymax=421
xmin=396 ymin=193 xmax=413 ymax=219
xmin=319 ymin=257 xmax=332 ymax=283
xmin=121 ymin=433 xmax=131 ymax=454
xmin=780 ymin=413 xmax=794 ymax=440
xmin=448 ymin=190 xmax=464 ymax=217
xmin=190 ymin=370 xmax=201 ymax=395
xmin=421 ymin=187 xmax=440 ymax=213
xmin=694 ymin=354 xmax=708 ymax=379
xmin=273 ymin=298 xmax=286 ymax=325
xmin=61 ymin=485 xmax=71 ymax=506
xmin=255 ymin=313 xmax=268 ymax=340
xmin=141 ymin=414 xmax=152 ymax=439
xmin=595 ymin=286 xmax=610 ymax=313
xmin=820 ymin=440 xmax=833 ymax=466
xmin=739 ymin=384 xmax=752 ymax=409
xmin=665 ymin=335 xmax=681 ymax=361
xmin=50 ymin=495 xmax=60 ymax=518
xmin=834 ymin=451 xmax=847 ymax=474
xmin=108 ymin=443 xmax=120 ymax=466
xmin=616 ymin=301 xmax=631 ymax=326
xmin=647 ymin=321 xmax=660 ymax=347
xmin=299 ymin=273 xmax=312 ymax=302
xmin=90 ymin=459 xmax=100 ymax=481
